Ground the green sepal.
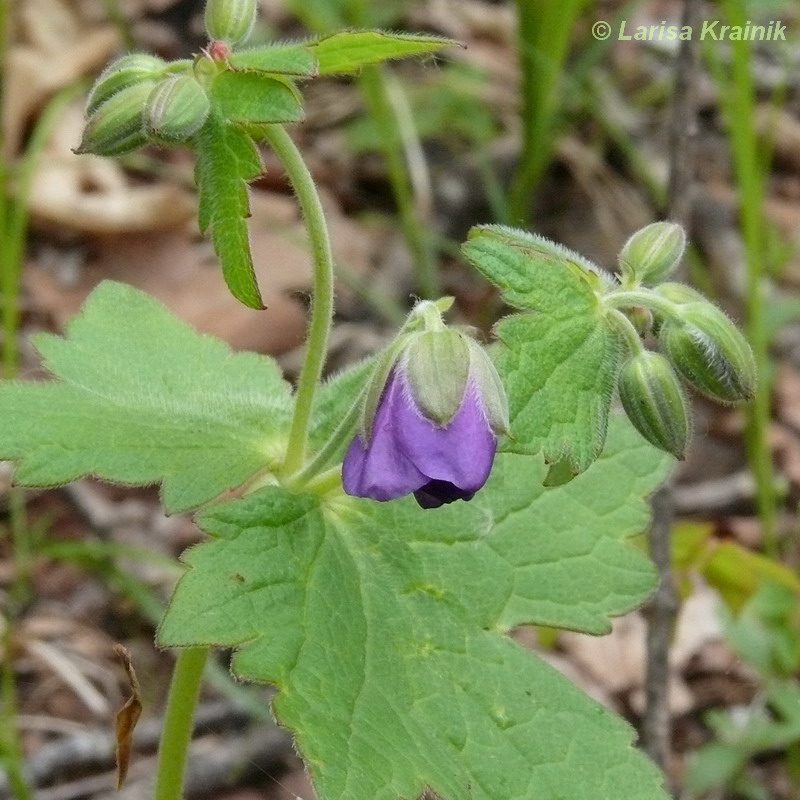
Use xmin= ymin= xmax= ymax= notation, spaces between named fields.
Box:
xmin=204 ymin=0 xmax=257 ymax=46
xmin=660 ymin=304 xmax=756 ymax=404
xmin=618 ymin=222 xmax=686 ymax=286
xmin=618 ymin=351 xmax=690 ymax=459
xmin=145 ymin=74 xmax=211 ymax=142
xmin=76 ymin=81 xmax=154 ymax=156
xmin=403 ymin=330 xmax=470 ymax=426
xmin=86 ymin=53 xmax=166 ymax=115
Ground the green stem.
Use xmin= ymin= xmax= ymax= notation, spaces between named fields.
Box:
xmin=154 ymin=648 xmax=209 ymax=800
xmin=607 ymin=309 xmax=645 ymax=355
xmin=288 ymin=398 xmax=362 ymax=489
xmin=261 ymin=125 xmax=335 ymax=476
xmin=604 ymin=289 xmax=680 ymax=320
xmin=358 ymin=66 xmax=439 ymax=298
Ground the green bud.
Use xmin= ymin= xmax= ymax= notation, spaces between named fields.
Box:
xmin=660 ymin=303 xmax=756 ymax=403
xmin=404 ymin=330 xmax=470 ymax=426
xmin=654 ymin=281 xmax=706 ymax=305
xmin=618 ymin=352 xmax=691 ymax=459
xmin=86 ymin=53 xmax=166 ymax=116
xmin=145 ymin=75 xmax=210 ymax=142
xmin=619 ymin=222 xmax=686 ymax=286
xmin=204 ymin=0 xmax=257 ymax=46
xmin=76 ymin=81 xmax=154 ymax=156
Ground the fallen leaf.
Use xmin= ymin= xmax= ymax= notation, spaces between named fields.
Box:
xmin=114 ymin=644 xmax=143 ymax=789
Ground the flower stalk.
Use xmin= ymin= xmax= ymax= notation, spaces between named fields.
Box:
xmin=260 ymin=125 xmax=336 ymax=476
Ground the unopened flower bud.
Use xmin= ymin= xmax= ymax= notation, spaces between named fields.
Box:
xmin=659 ymin=304 xmax=756 ymax=403
xmin=618 ymin=351 xmax=691 ymax=459
xmin=76 ymin=81 xmax=154 ymax=156
xmin=86 ymin=53 xmax=166 ymax=115
xmin=204 ymin=0 xmax=257 ymax=46
xmin=619 ymin=222 xmax=686 ymax=286
xmin=145 ymin=75 xmax=210 ymax=142
xmin=654 ymin=282 xmax=706 ymax=305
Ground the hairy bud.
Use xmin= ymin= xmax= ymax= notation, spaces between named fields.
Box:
xmin=618 ymin=351 xmax=691 ymax=459
xmin=76 ymin=81 xmax=153 ymax=156
xmin=619 ymin=222 xmax=686 ymax=286
xmin=86 ymin=53 xmax=165 ymax=116
xmin=145 ymin=75 xmax=210 ymax=142
xmin=660 ymin=304 xmax=756 ymax=403
xmin=204 ymin=0 xmax=257 ymax=46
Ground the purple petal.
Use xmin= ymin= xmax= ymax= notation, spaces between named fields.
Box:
xmin=392 ymin=376 xmax=496 ymax=493
xmin=342 ymin=372 xmax=428 ymax=501
xmin=343 ymin=370 xmax=497 ymax=505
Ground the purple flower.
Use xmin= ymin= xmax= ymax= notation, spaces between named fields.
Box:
xmin=342 ymin=369 xmax=498 ymax=508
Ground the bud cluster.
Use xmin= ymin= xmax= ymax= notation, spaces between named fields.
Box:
xmin=604 ymin=222 xmax=756 ymax=459
xmin=76 ymin=0 xmax=258 ymax=157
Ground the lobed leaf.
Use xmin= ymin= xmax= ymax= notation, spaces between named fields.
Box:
xmin=0 ymin=282 xmax=292 ymax=513
xmin=160 ymin=416 xmax=671 ymax=800
xmin=463 ymin=225 xmax=621 ymax=472
xmin=229 ymin=43 xmax=319 ymax=76
xmin=210 ymin=71 xmax=305 ymax=124
xmin=195 ymin=112 xmax=264 ymax=309
xmin=311 ymin=29 xmax=455 ymax=75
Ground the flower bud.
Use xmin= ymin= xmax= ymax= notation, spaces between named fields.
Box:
xmin=618 ymin=351 xmax=691 ymax=459
xmin=145 ymin=75 xmax=210 ymax=142
xmin=86 ymin=53 xmax=166 ymax=116
xmin=619 ymin=222 xmax=686 ymax=286
xmin=75 ymin=81 xmax=154 ymax=156
xmin=659 ymin=304 xmax=756 ymax=403
xmin=654 ymin=282 xmax=706 ymax=305
xmin=204 ymin=0 xmax=257 ymax=46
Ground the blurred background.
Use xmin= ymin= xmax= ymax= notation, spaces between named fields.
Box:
xmin=2 ymin=0 xmax=800 ymax=798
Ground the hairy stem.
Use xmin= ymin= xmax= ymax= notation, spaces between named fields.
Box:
xmin=261 ymin=125 xmax=335 ymax=476
xmin=607 ymin=309 xmax=645 ymax=356
xmin=154 ymin=648 xmax=209 ymax=800
xmin=604 ymin=289 xmax=680 ymax=320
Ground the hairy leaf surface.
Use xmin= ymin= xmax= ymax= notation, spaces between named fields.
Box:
xmin=0 ymin=282 xmax=291 ymax=512
xmin=463 ymin=225 xmax=621 ymax=472
xmin=160 ymin=417 xmax=670 ymax=799
xmin=195 ymin=113 xmax=264 ymax=309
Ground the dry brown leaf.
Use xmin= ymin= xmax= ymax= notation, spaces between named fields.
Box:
xmin=28 ymin=103 xmax=197 ymax=235
xmin=4 ymin=0 xmax=119 ymax=156
xmin=113 ymin=644 xmax=143 ymax=789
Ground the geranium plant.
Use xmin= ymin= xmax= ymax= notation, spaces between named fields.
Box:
xmin=0 ymin=2 xmax=755 ymax=798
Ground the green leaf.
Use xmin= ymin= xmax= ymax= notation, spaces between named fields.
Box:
xmin=229 ymin=43 xmax=319 ymax=76
xmin=195 ymin=113 xmax=264 ymax=309
xmin=463 ymin=225 xmax=621 ymax=472
xmin=0 ymin=282 xmax=292 ymax=513
xmin=210 ymin=71 xmax=305 ymax=124
xmin=160 ymin=416 xmax=670 ymax=799
xmin=311 ymin=29 xmax=455 ymax=75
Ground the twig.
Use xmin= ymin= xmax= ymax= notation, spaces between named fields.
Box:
xmin=641 ymin=0 xmax=702 ymax=784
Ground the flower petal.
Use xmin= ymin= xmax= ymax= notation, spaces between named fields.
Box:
xmin=394 ymin=377 xmax=496 ymax=493
xmin=342 ymin=372 xmax=427 ymax=501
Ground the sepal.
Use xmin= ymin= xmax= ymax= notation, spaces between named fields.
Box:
xmin=659 ymin=304 xmax=756 ymax=403
xmin=76 ymin=82 xmax=154 ymax=156
xmin=618 ymin=352 xmax=690 ymax=459
xmin=145 ymin=75 xmax=211 ymax=142
xmin=204 ymin=0 xmax=257 ymax=46
xmin=86 ymin=53 xmax=166 ymax=115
